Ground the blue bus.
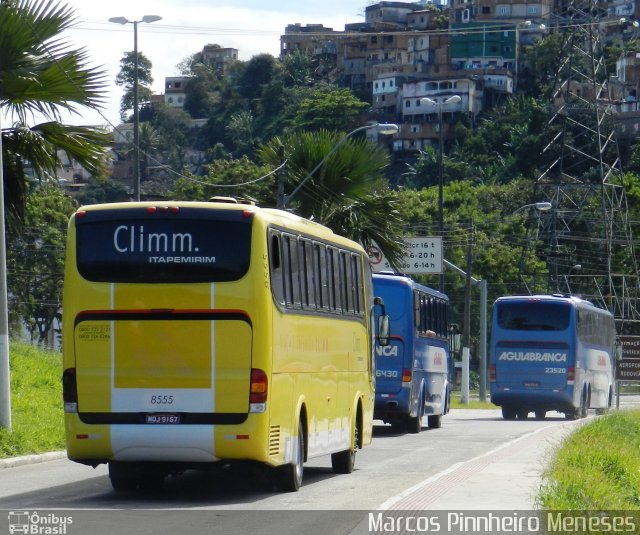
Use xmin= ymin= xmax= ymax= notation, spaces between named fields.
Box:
xmin=373 ymin=273 xmax=453 ymax=433
xmin=489 ymin=294 xmax=616 ymax=420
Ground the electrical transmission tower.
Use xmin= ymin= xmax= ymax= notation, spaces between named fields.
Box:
xmin=523 ymin=0 xmax=640 ymax=325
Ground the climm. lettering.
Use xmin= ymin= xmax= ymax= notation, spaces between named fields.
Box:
xmin=499 ymin=351 xmax=567 ymax=362
xmin=113 ymin=225 xmax=197 ymax=253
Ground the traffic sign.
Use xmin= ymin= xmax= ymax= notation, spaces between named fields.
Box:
xmin=369 ymin=237 xmax=443 ymax=275
xmin=615 ymin=335 xmax=640 ymax=381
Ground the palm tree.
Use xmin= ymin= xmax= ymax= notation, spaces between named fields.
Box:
xmin=0 ymin=0 xmax=110 ymax=222
xmin=258 ymin=130 xmax=406 ymax=265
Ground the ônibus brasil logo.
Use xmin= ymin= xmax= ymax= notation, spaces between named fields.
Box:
xmin=8 ymin=511 xmax=73 ymax=535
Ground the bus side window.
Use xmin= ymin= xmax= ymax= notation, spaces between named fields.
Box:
xmin=413 ymin=291 xmax=421 ymax=330
xmin=330 ymin=247 xmax=342 ymax=313
xmin=282 ymin=234 xmax=293 ymax=307
xmin=315 ymin=242 xmax=329 ymax=311
xmin=341 ymin=251 xmax=353 ymax=314
xmin=326 ymin=247 xmax=337 ymax=311
xmin=269 ymin=231 xmax=285 ymax=305
xmin=351 ymin=254 xmax=362 ymax=315
xmin=299 ymin=238 xmax=315 ymax=309
xmin=290 ymin=236 xmax=302 ymax=308
xmin=438 ymin=299 xmax=446 ymax=336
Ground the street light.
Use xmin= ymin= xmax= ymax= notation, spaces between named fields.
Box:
xmin=564 ymin=263 xmax=582 ymax=295
xmin=109 ymin=15 xmax=162 ymax=201
xmin=282 ymin=123 xmax=399 ymax=208
xmin=511 ymin=201 xmax=552 ymax=215
xmin=420 ymin=95 xmax=461 ymax=292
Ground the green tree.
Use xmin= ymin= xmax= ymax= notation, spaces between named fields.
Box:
xmin=289 ymin=86 xmax=369 ymax=132
xmin=451 ymin=96 xmax=551 ymax=184
xmin=7 ymin=183 xmax=77 ymax=345
xmin=170 ymin=156 xmax=276 ymax=205
xmin=151 ymin=104 xmax=193 ymax=172
xmin=524 ymin=33 xmax=569 ymax=98
xmin=226 ymin=110 xmax=258 ymax=156
xmin=115 ymin=50 xmax=154 ymax=120
xmin=395 ymin=180 xmax=549 ymax=331
xmin=180 ymin=55 xmax=221 ymax=119
xmin=0 ymin=0 xmax=110 ymax=222
xmin=76 ymin=177 xmax=129 ymax=205
xmin=281 ymin=50 xmax=314 ymax=87
xmin=236 ymin=53 xmax=281 ymax=100
xmin=258 ymin=130 xmax=405 ymax=264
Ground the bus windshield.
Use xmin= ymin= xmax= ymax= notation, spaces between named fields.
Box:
xmin=75 ymin=208 xmax=252 ymax=283
xmin=496 ymin=301 xmax=571 ymax=331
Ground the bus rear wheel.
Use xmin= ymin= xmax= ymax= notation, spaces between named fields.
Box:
xmin=407 ymin=392 xmax=425 ymax=434
xmin=427 ymin=414 xmax=442 ymax=428
xmin=332 ymin=415 xmax=360 ymax=474
xmin=534 ymin=410 xmax=546 ymax=420
xmin=501 ymin=406 xmax=517 ymax=420
xmin=580 ymin=389 xmax=590 ymax=418
xmin=279 ymin=418 xmax=305 ymax=492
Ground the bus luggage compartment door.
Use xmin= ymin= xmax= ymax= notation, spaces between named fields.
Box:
xmin=375 ymin=338 xmax=405 ymax=393
xmin=74 ymin=316 xmax=253 ymax=418
xmin=493 ymin=343 xmax=569 ymax=391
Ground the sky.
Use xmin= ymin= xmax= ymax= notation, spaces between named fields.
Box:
xmin=60 ymin=0 xmax=370 ymax=128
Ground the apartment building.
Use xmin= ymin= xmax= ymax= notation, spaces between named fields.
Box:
xmin=449 ymin=0 xmax=552 ymax=24
xmin=398 ymin=76 xmax=482 ymax=151
xmin=164 ymin=76 xmax=190 ymax=108
xmin=609 ymin=51 xmax=640 ymax=148
xmin=201 ymin=45 xmax=238 ymax=77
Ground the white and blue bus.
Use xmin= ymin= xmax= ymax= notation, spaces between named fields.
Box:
xmin=372 ymin=273 xmax=452 ymax=433
xmin=489 ymin=294 xmax=616 ymax=420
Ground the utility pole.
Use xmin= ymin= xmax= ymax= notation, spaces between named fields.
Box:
xmin=276 ymin=147 xmax=285 ymax=209
xmin=462 ymin=225 xmax=475 ymax=352
xmin=0 ymin=111 xmax=11 ymax=429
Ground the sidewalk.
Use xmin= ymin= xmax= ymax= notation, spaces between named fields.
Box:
xmin=0 ymin=451 xmax=66 ymax=470
xmin=378 ymin=418 xmax=581 ymax=511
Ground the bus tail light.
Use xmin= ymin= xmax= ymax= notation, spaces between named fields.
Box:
xmin=62 ymin=368 xmax=78 ymax=413
xmin=567 ymin=367 xmax=575 ymax=385
xmin=489 ymin=364 xmax=496 ymax=383
xmin=402 ymin=368 xmax=412 ymax=383
xmin=250 ymin=368 xmax=268 ymax=413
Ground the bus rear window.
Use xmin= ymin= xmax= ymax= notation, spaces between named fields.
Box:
xmin=75 ymin=209 xmax=252 ymax=283
xmin=496 ymin=302 xmax=570 ymax=331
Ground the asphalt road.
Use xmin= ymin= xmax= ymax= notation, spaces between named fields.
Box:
xmin=0 ymin=407 xmax=596 ymax=534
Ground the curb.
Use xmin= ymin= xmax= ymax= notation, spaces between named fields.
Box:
xmin=0 ymin=451 xmax=66 ymax=470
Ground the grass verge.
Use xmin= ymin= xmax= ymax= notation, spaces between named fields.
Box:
xmin=0 ymin=341 xmax=65 ymax=458
xmin=450 ymin=391 xmax=496 ymax=410
xmin=538 ymin=409 xmax=640 ymax=509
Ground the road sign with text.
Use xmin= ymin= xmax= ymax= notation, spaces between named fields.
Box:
xmin=616 ymin=335 xmax=640 ymax=381
xmin=369 ymin=237 xmax=443 ymax=275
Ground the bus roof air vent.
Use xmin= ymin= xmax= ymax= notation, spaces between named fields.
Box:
xmin=209 ymin=196 xmax=238 ymax=204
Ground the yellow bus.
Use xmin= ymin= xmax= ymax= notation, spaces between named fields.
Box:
xmin=62 ymin=198 xmax=388 ymax=492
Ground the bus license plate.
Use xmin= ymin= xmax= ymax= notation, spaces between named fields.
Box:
xmin=146 ymin=414 xmax=181 ymax=424
xmin=523 ymin=381 xmax=540 ymax=388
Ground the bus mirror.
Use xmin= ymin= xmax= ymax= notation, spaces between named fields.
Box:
xmin=374 ymin=296 xmax=386 ymax=316
xmin=374 ymin=296 xmax=389 ymax=346
xmin=378 ymin=315 xmax=390 ymax=347
xmin=615 ymin=338 xmax=623 ymax=361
